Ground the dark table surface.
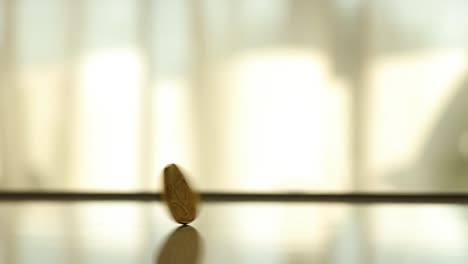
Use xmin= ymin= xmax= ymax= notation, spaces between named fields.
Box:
xmin=0 ymin=200 xmax=467 ymax=263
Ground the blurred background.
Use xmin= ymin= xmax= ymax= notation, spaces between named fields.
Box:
xmin=1 ymin=0 xmax=468 ymax=193
xmin=3 ymin=1 xmax=468 ymax=264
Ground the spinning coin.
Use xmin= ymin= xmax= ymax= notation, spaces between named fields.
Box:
xmin=162 ymin=164 xmax=199 ymax=224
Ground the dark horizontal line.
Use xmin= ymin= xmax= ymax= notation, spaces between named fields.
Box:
xmin=0 ymin=191 xmax=468 ymax=204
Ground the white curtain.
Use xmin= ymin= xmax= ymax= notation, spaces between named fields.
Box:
xmin=0 ymin=0 xmax=351 ymax=192
xmin=1 ymin=0 xmax=467 ymax=192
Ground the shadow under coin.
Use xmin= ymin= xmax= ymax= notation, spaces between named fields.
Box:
xmin=156 ymin=226 xmax=204 ymax=264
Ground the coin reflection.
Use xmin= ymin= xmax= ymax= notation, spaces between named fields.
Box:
xmin=156 ymin=226 xmax=203 ymax=264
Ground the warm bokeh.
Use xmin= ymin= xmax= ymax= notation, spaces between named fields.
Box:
xmin=1 ymin=0 xmax=468 ymax=192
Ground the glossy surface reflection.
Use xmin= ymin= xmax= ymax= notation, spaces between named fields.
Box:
xmin=156 ymin=226 xmax=203 ymax=264
xmin=0 ymin=201 xmax=468 ymax=263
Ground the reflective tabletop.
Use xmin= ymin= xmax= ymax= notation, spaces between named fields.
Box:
xmin=0 ymin=201 xmax=467 ymax=263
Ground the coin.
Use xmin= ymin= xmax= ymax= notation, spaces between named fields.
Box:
xmin=163 ymin=164 xmax=199 ymax=224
